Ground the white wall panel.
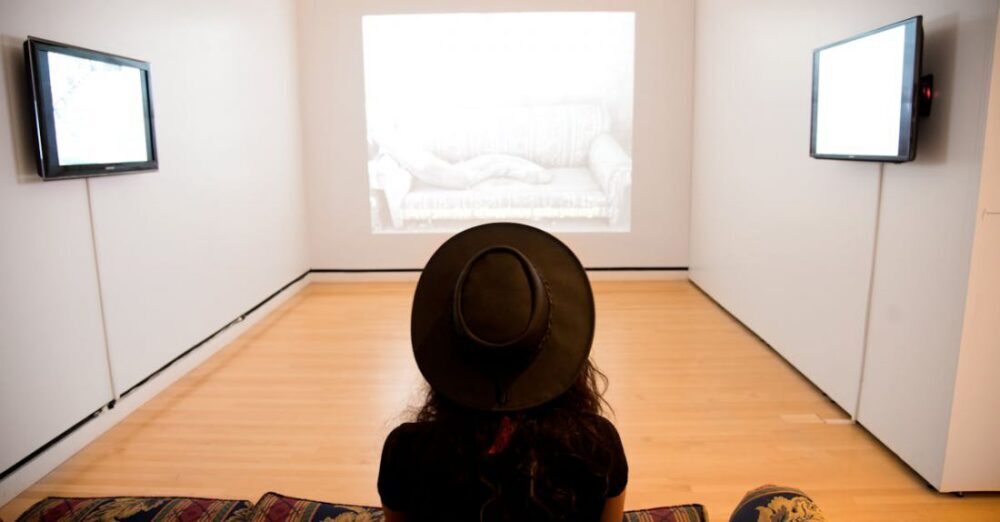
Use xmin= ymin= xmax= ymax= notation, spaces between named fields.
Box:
xmin=941 ymin=13 xmax=1000 ymax=490
xmin=0 ymin=24 xmax=112 ymax=471
xmin=690 ymin=0 xmax=998 ymax=488
xmin=857 ymin=1 xmax=996 ymax=488
xmin=941 ymin=9 xmax=1000 ymax=491
xmin=1 ymin=0 xmax=309 ymax=405
xmin=79 ymin=0 xmax=311 ymax=393
xmin=942 ymin=215 xmax=1000 ymax=491
xmin=689 ymin=0 xmax=884 ymax=412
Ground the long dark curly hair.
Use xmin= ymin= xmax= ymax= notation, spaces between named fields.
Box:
xmin=410 ymin=359 xmax=615 ymax=521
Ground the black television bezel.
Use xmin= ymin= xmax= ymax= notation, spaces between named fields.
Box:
xmin=809 ymin=15 xmax=923 ymax=163
xmin=24 ymin=36 xmax=158 ymax=181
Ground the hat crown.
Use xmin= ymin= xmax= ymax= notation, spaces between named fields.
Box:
xmin=411 ymin=222 xmax=594 ymax=412
xmin=452 ymin=246 xmax=551 ymax=361
xmin=457 ymin=249 xmax=533 ymax=344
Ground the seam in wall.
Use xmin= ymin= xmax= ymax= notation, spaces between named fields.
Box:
xmin=853 ymin=162 xmax=885 ymax=420
xmin=85 ymin=178 xmax=119 ymax=401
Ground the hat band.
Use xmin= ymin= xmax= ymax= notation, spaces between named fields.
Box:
xmin=452 ymin=246 xmax=551 ymax=362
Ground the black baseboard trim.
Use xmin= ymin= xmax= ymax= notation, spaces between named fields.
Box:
xmin=686 ymin=279 xmax=954 ymax=492
xmin=0 ymin=406 xmax=104 ymax=482
xmin=311 ymin=268 xmax=422 ymax=273
xmin=585 ymin=266 xmax=687 ymax=271
xmin=0 ymin=269 xmax=310 ymax=483
xmin=686 ymin=279 xmax=850 ymax=416
xmin=120 ymin=270 xmax=310 ymax=399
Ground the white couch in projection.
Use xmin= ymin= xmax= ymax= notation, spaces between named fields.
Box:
xmin=362 ymin=11 xmax=635 ymax=233
xmin=369 ymin=104 xmax=632 ymax=232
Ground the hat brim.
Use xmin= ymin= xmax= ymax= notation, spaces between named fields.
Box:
xmin=411 ymin=223 xmax=595 ymax=412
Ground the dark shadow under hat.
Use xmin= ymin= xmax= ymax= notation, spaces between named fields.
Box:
xmin=411 ymin=223 xmax=595 ymax=412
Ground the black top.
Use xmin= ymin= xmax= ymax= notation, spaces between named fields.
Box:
xmin=378 ymin=414 xmax=627 ymax=521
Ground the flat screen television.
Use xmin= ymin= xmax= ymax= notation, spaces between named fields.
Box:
xmin=24 ymin=37 xmax=157 ymax=180
xmin=810 ymin=16 xmax=923 ymax=162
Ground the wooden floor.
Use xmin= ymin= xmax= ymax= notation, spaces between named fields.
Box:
xmin=3 ymin=281 xmax=999 ymax=521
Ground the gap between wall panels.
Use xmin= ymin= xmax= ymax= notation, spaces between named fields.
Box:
xmin=85 ymin=178 xmax=119 ymax=402
xmin=853 ymin=163 xmax=885 ymax=421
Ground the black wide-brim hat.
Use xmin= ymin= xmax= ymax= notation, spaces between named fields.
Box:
xmin=411 ymin=223 xmax=595 ymax=412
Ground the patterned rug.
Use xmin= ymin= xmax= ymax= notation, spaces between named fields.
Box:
xmin=17 ymin=485 xmax=827 ymax=521
xmin=16 ymin=496 xmax=252 ymax=522
xmin=17 ymin=492 xmax=707 ymax=522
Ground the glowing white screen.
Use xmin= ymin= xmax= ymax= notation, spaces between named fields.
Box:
xmin=47 ymin=51 xmax=149 ymax=166
xmin=362 ymin=12 xmax=635 ymax=233
xmin=814 ymin=25 xmax=907 ymax=158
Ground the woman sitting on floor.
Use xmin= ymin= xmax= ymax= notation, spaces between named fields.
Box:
xmin=378 ymin=223 xmax=627 ymax=522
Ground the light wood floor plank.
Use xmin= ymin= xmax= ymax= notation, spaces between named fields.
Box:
xmin=2 ymin=281 xmax=998 ymax=520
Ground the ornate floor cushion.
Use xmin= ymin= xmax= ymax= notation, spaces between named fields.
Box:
xmin=247 ymin=493 xmax=382 ymax=522
xmin=623 ymin=504 xmax=706 ymax=521
xmin=16 ymin=496 xmax=253 ymax=522
xmin=729 ymin=485 xmax=826 ymax=522
xmin=248 ymin=492 xmax=705 ymax=522
xmin=17 ymin=492 xmax=706 ymax=522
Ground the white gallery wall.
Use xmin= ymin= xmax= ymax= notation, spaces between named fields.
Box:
xmin=856 ymin=1 xmax=998 ymax=490
xmin=0 ymin=65 xmax=112 ymax=476
xmin=939 ymin=8 xmax=1000 ymax=491
xmin=0 ymin=0 xmax=309 ymax=475
xmin=298 ymin=0 xmax=693 ymax=269
xmin=690 ymin=0 xmax=886 ymax=413
xmin=3 ymin=0 xmax=999 ymax=501
xmin=690 ymin=0 xmax=998 ymax=490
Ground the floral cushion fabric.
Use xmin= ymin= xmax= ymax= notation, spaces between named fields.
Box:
xmin=249 ymin=492 xmax=704 ymax=522
xmin=17 ymin=496 xmax=252 ymax=522
xmin=247 ymin=493 xmax=382 ymax=522
xmin=729 ymin=485 xmax=826 ymax=522
xmin=623 ymin=504 xmax=706 ymax=521
xmin=19 ymin=492 xmax=707 ymax=522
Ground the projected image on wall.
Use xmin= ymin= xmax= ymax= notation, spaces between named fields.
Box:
xmin=363 ymin=12 xmax=635 ymax=233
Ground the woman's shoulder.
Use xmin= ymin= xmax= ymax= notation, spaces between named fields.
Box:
xmin=387 ymin=421 xmax=426 ymax=434
xmin=587 ymin=413 xmax=618 ymax=429
xmin=577 ymin=414 xmax=627 ymax=466
xmin=582 ymin=414 xmax=628 ymax=495
xmin=383 ymin=421 xmax=450 ymax=452
xmin=380 ymin=422 xmax=436 ymax=471
xmin=384 ymin=421 xmax=431 ymax=445
xmin=580 ymin=413 xmax=623 ymax=440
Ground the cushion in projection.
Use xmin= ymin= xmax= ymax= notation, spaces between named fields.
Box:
xmin=401 ymin=167 xmax=611 ymax=222
xmin=729 ymin=485 xmax=827 ymax=522
xmin=16 ymin=496 xmax=253 ymax=522
xmin=455 ymin=154 xmax=552 ymax=184
xmin=248 ymin=492 xmax=705 ymax=522
xmin=375 ymin=132 xmax=477 ymax=190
